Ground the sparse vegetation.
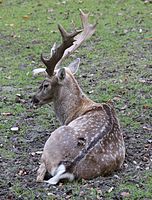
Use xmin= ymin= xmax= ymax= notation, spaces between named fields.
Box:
xmin=0 ymin=0 xmax=152 ymax=199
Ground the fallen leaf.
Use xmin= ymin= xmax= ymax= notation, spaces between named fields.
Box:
xmin=23 ymin=15 xmax=30 ymax=20
xmin=32 ymin=68 xmax=46 ymax=76
xmin=120 ymin=191 xmax=130 ymax=198
xmin=16 ymin=93 xmax=22 ymax=98
xmin=48 ymin=8 xmax=54 ymax=13
xmin=113 ymin=174 xmax=121 ymax=179
xmin=1 ymin=112 xmax=13 ymax=116
xmin=10 ymin=24 xmax=14 ymax=27
xmin=120 ymin=104 xmax=128 ymax=110
xmin=145 ymin=37 xmax=152 ymax=40
xmin=143 ymin=0 xmax=152 ymax=3
xmin=47 ymin=192 xmax=57 ymax=198
xmin=139 ymin=78 xmax=152 ymax=84
xmin=143 ymin=104 xmax=150 ymax=109
xmin=143 ymin=125 xmax=152 ymax=131
xmin=113 ymin=96 xmax=121 ymax=101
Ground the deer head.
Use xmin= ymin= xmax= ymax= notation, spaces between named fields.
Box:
xmin=32 ymin=58 xmax=81 ymax=106
xmin=32 ymin=10 xmax=96 ymax=108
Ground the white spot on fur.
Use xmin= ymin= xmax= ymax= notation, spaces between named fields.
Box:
xmin=45 ymin=164 xmax=66 ymax=185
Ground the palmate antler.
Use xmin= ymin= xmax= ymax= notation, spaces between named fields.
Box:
xmin=40 ymin=9 xmax=96 ymax=77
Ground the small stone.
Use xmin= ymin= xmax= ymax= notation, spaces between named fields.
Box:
xmin=113 ymin=174 xmax=120 ymax=179
xmin=47 ymin=192 xmax=57 ymax=197
xmin=35 ymin=151 xmax=43 ymax=154
xmin=146 ymin=166 xmax=149 ymax=170
xmin=11 ymin=127 xmax=19 ymax=132
xmin=124 ymin=163 xmax=128 ymax=168
xmin=88 ymin=90 xmax=94 ymax=94
xmin=108 ymin=186 xmax=114 ymax=193
xmin=133 ymin=160 xmax=137 ymax=165
xmin=32 ymin=68 xmax=46 ymax=76
xmin=16 ymin=93 xmax=22 ymax=98
xmin=30 ymin=152 xmax=35 ymax=156
xmin=136 ymin=165 xmax=140 ymax=170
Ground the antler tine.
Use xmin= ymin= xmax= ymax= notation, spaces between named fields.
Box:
xmin=75 ymin=9 xmax=97 ymax=40
xmin=41 ymin=25 xmax=82 ymax=77
xmin=58 ymin=24 xmax=69 ymax=41
xmin=58 ymin=24 xmax=82 ymax=43
xmin=56 ymin=10 xmax=97 ymax=68
xmin=79 ymin=9 xmax=89 ymax=29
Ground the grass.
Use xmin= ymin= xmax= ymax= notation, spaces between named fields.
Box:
xmin=0 ymin=0 xmax=152 ymax=199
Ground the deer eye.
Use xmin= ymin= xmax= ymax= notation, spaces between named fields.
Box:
xmin=43 ymin=83 xmax=49 ymax=89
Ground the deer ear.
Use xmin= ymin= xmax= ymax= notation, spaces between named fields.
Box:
xmin=68 ymin=58 xmax=80 ymax=74
xmin=57 ymin=68 xmax=66 ymax=81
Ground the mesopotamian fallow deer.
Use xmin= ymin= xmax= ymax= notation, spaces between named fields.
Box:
xmin=32 ymin=10 xmax=125 ymax=185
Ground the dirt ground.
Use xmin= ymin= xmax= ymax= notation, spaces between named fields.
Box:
xmin=0 ymin=0 xmax=152 ymax=199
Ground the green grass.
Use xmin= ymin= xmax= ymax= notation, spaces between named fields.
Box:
xmin=0 ymin=0 xmax=152 ymax=199
xmin=107 ymin=171 xmax=152 ymax=199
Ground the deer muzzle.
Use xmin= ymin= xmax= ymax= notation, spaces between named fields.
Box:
xmin=31 ymin=95 xmax=40 ymax=105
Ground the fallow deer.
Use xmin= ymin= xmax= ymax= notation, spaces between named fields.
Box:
xmin=32 ymin=10 xmax=125 ymax=185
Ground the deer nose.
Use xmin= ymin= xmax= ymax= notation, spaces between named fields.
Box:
xmin=32 ymin=95 xmax=40 ymax=104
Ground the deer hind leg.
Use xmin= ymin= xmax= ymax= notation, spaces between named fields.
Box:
xmin=44 ymin=164 xmax=74 ymax=185
xmin=36 ymin=163 xmax=47 ymax=182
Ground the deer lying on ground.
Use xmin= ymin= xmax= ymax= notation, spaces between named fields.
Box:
xmin=32 ymin=10 xmax=125 ymax=185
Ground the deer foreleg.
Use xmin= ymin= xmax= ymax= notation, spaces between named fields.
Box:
xmin=36 ymin=163 xmax=46 ymax=182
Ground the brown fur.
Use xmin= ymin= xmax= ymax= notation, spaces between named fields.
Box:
xmin=32 ymin=67 xmax=125 ymax=183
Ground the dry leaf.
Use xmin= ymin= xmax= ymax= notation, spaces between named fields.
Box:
xmin=143 ymin=0 xmax=152 ymax=3
xmin=1 ymin=112 xmax=12 ymax=116
xmin=48 ymin=8 xmax=54 ymax=13
xmin=120 ymin=104 xmax=128 ymax=110
xmin=32 ymin=68 xmax=46 ymax=76
xmin=120 ymin=191 xmax=130 ymax=198
xmin=23 ymin=15 xmax=30 ymax=20
xmin=139 ymin=78 xmax=152 ymax=84
xmin=113 ymin=96 xmax=121 ymax=101
xmin=143 ymin=125 xmax=152 ymax=131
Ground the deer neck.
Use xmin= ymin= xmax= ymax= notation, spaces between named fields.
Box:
xmin=53 ymin=78 xmax=93 ymax=125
